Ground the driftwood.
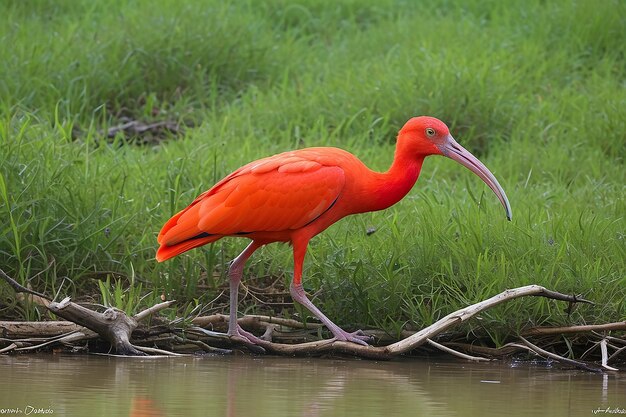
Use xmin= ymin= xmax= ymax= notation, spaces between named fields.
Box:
xmin=0 ymin=268 xmax=174 ymax=355
xmin=48 ymin=297 xmax=142 ymax=355
xmin=1 ymin=267 xmax=624 ymax=371
xmin=47 ymin=297 xmax=180 ymax=355
xmin=0 ymin=321 xmax=84 ymax=338
xmin=524 ymin=321 xmax=626 ymax=336
xmin=510 ymin=337 xmax=616 ymax=373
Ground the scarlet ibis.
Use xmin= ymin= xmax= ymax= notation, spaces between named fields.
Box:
xmin=156 ymin=116 xmax=512 ymax=345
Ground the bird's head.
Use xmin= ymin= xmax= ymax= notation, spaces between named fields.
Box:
xmin=399 ymin=116 xmax=512 ymax=220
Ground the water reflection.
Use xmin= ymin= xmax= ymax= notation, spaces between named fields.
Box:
xmin=0 ymin=354 xmax=624 ymax=417
xmin=129 ymin=396 xmax=165 ymax=417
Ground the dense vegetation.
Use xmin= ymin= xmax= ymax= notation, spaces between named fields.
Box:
xmin=1 ymin=0 xmax=624 ymax=344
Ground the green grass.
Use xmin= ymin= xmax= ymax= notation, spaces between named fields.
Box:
xmin=0 ymin=0 xmax=624 ymax=344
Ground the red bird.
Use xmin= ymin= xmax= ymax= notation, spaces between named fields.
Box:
xmin=156 ymin=116 xmax=512 ymax=345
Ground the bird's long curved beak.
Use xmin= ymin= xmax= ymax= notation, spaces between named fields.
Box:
xmin=437 ymin=135 xmax=512 ymax=221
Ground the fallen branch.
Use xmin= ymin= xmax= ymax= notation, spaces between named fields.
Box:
xmin=426 ymin=339 xmax=492 ymax=362
xmin=191 ymin=313 xmax=323 ymax=331
xmin=2 ymin=268 xmax=617 ymax=371
xmin=524 ymin=321 xmax=626 ymax=336
xmin=133 ymin=345 xmax=187 ymax=357
xmin=101 ymin=119 xmax=181 ymax=140
xmin=516 ymin=337 xmax=609 ymax=373
xmin=48 ymin=297 xmax=144 ymax=355
xmin=609 ymin=345 xmax=626 ymax=363
xmin=0 ymin=343 xmax=18 ymax=354
xmin=385 ymin=285 xmax=590 ymax=356
xmin=437 ymin=342 xmax=527 ymax=358
xmin=599 ymin=339 xmax=619 ymax=371
xmin=169 ymin=334 xmax=232 ymax=354
xmin=0 ymin=268 xmax=51 ymax=302
xmin=134 ymin=300 xmax=177 ymax=322
xmin=222 ymin=285 xmax=593 ymax=360
xmin=0 ymin=269 xmax=179 ymax=355
xmin=0 ymin=321 xmax=84 ymax=338
xmin=11 ymin=330 xmax=93 ymax=353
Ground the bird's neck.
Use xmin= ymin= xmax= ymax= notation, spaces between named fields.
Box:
xmin=368 ymin=151 xmax=425 ymax=212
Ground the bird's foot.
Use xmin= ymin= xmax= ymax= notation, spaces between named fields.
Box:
xmin=227 ymin=328 xmax=266 ymax=354
xmin=228 ymin=325 xmax=267 ymax=346
xmin=332 ymin=329 xmax=373 ymax=346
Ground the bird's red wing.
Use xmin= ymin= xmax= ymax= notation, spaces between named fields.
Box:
xmin=155 ymin=153 xmax=285 ymax=246
xmin=157 ymin=154 xmax=346 ymax=248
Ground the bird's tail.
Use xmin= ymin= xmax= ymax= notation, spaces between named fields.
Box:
xmin=156 ymin=234 xmax=220 ymax=262
xmin=156 ymin=207 xmax=221 ymax=262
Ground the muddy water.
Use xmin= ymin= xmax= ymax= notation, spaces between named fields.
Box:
xmin=0 ymin=354 xmax=624 ymax=417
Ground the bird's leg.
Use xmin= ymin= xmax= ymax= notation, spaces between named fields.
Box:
xmin=290 ymin=283 xmax=372 ymax=345
xmin=290 ymin=240 xmax=372 ymax=346
xmin=227 ymin=241 xmax=265 ymax=344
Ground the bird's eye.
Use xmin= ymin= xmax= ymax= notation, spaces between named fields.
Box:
xmin=425 ymin=127 xmax=436 ymax=137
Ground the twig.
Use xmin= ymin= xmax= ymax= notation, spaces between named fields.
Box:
xmin=134 ymin=300 xmax=177 ymax=322
xmin=0 ymin=268 xmax=52 ymax=301
xmin=103 ymin=120 xmax=180 ymax=138
xmin=592 ymin=332 xmax=626 ymax=346
xmin=171 ymin=335 xmax=232 ymax=354
xmin=517 ymin=337 xmax=605 ymax=373
xmin=600 ymin=339 xmax=620 ymax=371
xmin=442 ymin=342 xmax=527 ymax=358
xmin=426 ymin=339 xmax=492 ymax=362
xmin=133 ymin=345 xmax=187 ymax=357
xmin=56 ymin=331 xmax=98 ymax=345
xmin=581 ymin=338 xmax=601 ymax=360
xmin=8 ymin=329 xmax=95 ymax=352
xmin=608 ymin=345 xmax=626 ymax=363
xmin=524 ymin=321 xmax=626 ymax=336
xmin=261 ymin=323 xmax=277 ymax=341
xmin=242 ymin=314 xmax=324 ymax=330
xmin=0 ymin=343 xmax=17 ymax=354
xmin=191 ymin=314 xmax=324 ymax=342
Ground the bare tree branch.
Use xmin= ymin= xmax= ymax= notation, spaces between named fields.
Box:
xmin=516 ymin=337 xmax=607 ymax=373
xmin=0 ymin=268 xmax=52 ymax=301
xmin=524 ymin=321 xmax=626 ymax=336
xmin=134 ymin=300 xmax=177 ymax=322
xmin=426 ymin=339 xmax=492 ymax=362
xmin=47 ymin=297 xmax=144 ymax=355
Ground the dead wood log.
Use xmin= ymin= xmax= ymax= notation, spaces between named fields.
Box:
xmin=44 ymin=298 xmax=177 ymax=355
xmin=1 ymin=268 xmax=178 ymax=355
xmin=0 ymin=320 xmax=97 ymax=353
xmin=48 ymin=297 xmax=144 ymax=355
xmin=0 ymin=321 xmax=84 ymax=338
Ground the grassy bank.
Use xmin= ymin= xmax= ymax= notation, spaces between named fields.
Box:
xmin=1 ymin=0 xmax=624 ymax=345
